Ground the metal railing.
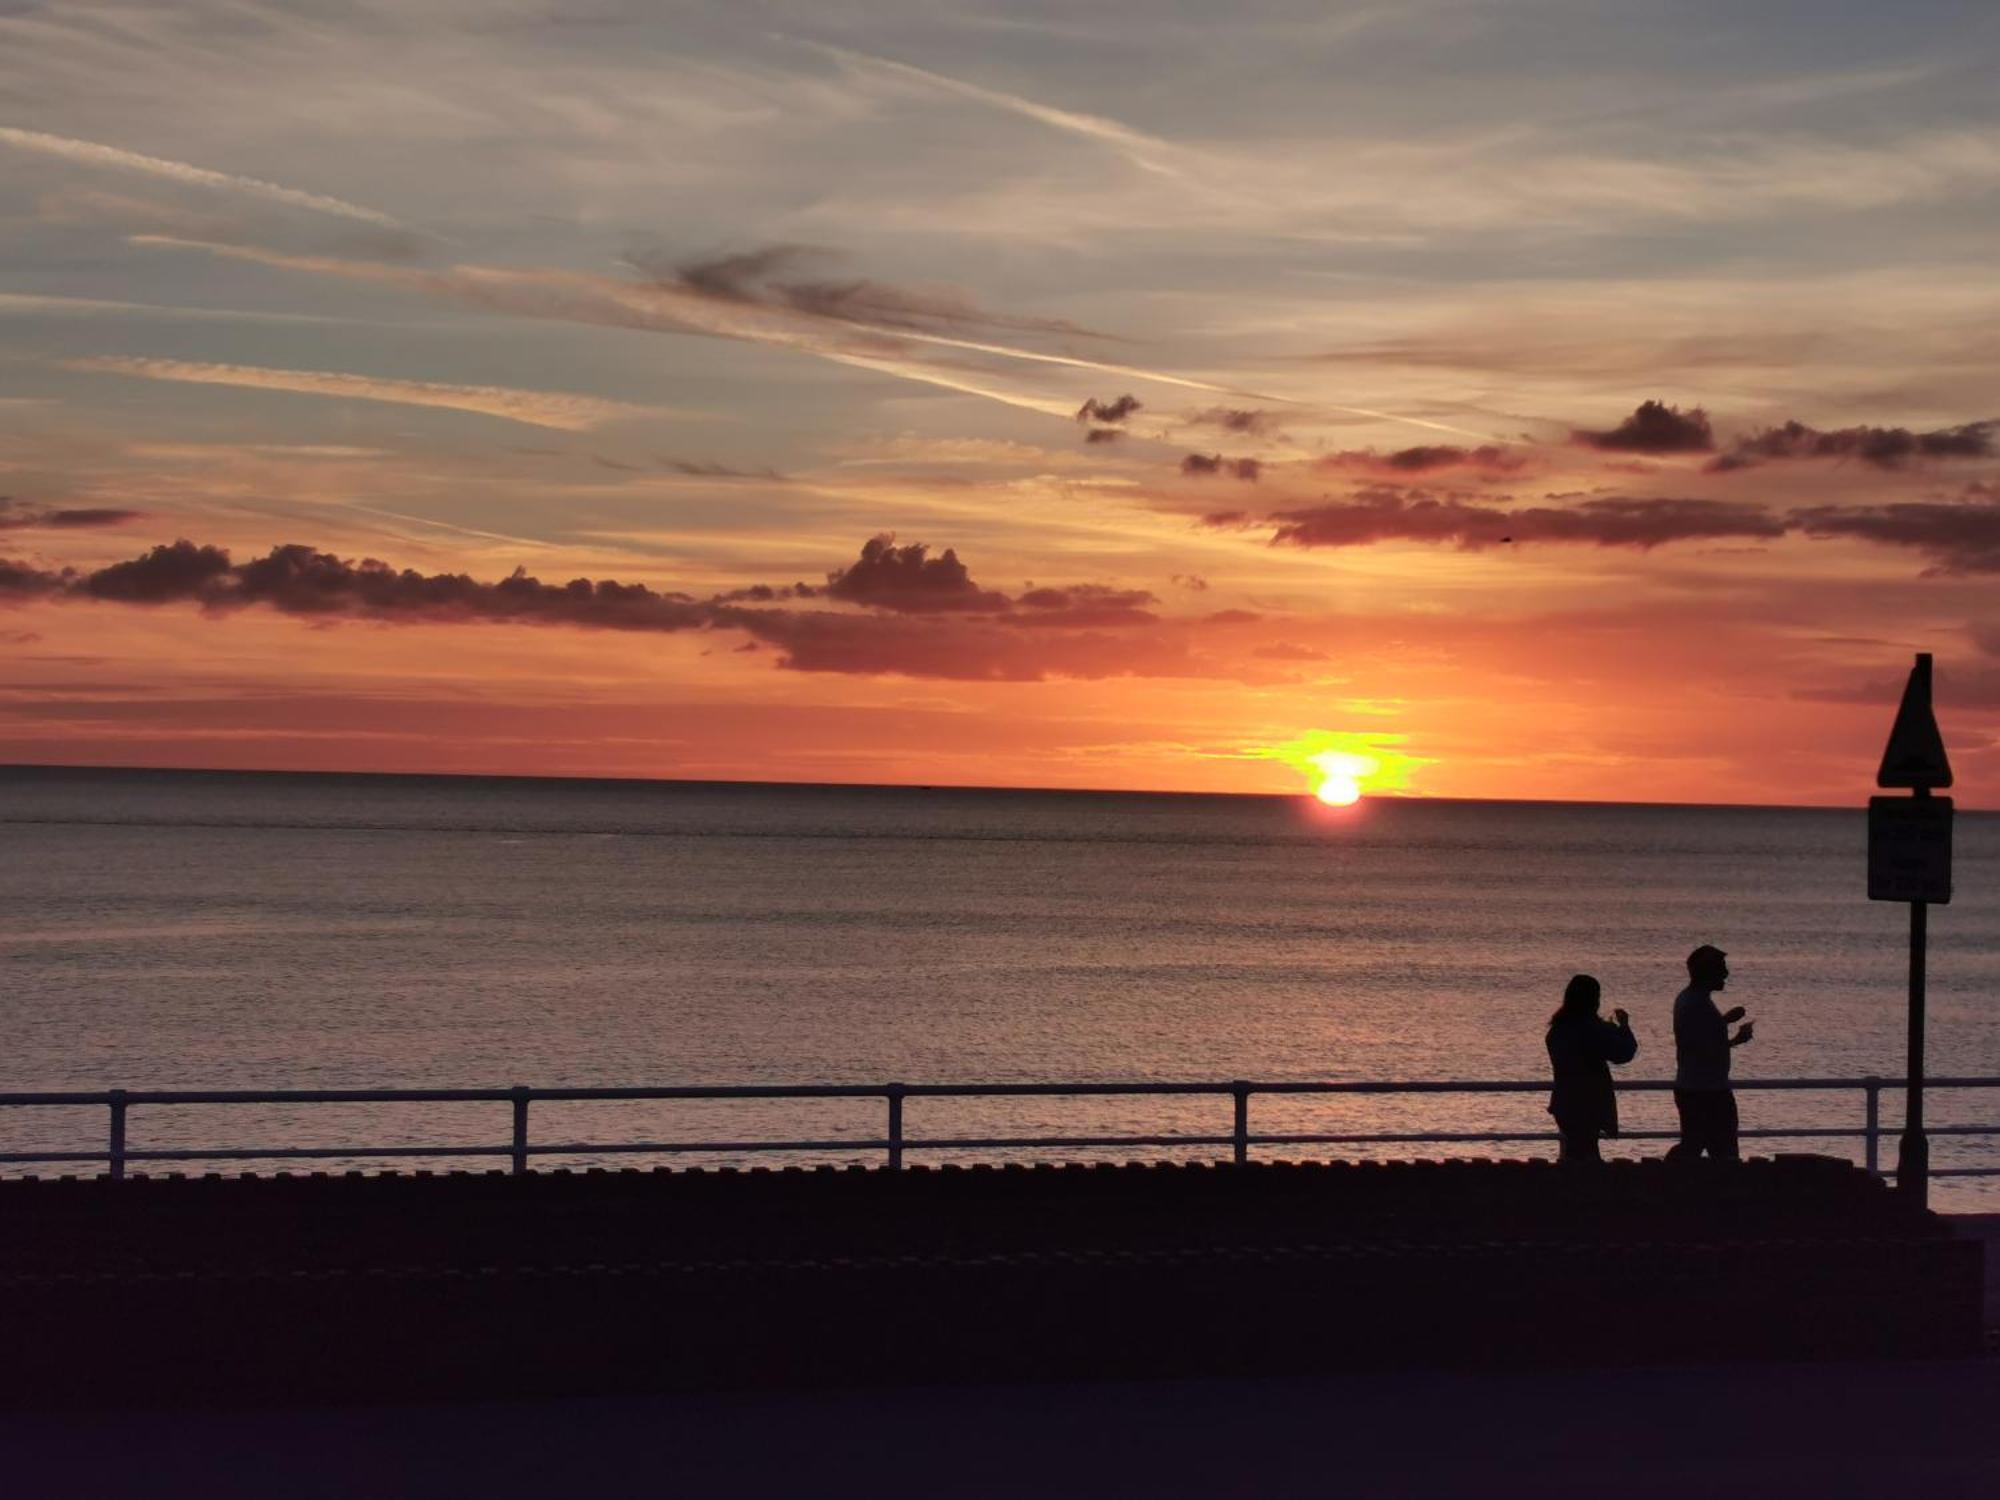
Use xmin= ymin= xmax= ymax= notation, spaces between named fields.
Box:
xmin=1 ymin=1076 xmax=1998 ymax=1184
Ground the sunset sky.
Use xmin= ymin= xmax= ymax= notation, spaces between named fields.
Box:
xmin=3 ymin=0 xmax=1998 ymax=805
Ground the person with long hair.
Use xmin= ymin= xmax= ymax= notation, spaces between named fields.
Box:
xmin=1545 ymin=974 xmax=1638 ymax=1164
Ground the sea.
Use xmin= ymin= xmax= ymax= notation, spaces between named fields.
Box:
xmin=3 ymin=766 xmax=1997 ymax=1204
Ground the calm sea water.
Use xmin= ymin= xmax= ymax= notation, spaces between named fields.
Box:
xmin=3 ymin=767 xmax=1997 ymax=1202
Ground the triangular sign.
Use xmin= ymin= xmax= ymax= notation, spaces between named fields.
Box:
xmin=1877 ymin=653 xmax=1953 ymax=789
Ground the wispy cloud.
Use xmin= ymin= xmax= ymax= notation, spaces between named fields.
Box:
xmin=797 ymin=40 xmax=1193 ymax=179
xmin=64 ymin=357 xmax=652 ymax=431
xmin=0 ymin=124 xmax=407 ymax=228
xmin=133 ymin=237 xmax=1288 ymax=418
xmin=0 ymin=292 xmax=349 ymax=325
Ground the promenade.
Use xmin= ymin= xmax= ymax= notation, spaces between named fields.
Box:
xmin=6 ymin=1348 xmax=1999 ymax=1497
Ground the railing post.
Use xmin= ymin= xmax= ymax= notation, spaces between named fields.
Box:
xmin=1863 ymin=1077 xmax=1881 ymax=1177
xmin=107 ymin=1089 xmax=128 ymax=1181
xmin=510 ymin=1086 xmax=530 ymax=1175
xmin=1231 ymin=1082 xmax=1250 ymax=1166
xmin=886 ymin=1084 xmax=905 ymax=1171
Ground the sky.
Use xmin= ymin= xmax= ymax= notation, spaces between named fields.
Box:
xmin=2 ymin=0 xmax=1998 ymax=806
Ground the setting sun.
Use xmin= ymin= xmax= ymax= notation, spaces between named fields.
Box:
xmin=1258 ymin=731 xmax=1430 ymax=804
xmin=1309 ymin=751 xmax=1372 ymax=805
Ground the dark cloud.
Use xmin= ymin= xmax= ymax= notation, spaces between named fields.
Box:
xmin=1572 ymin=400 xmax=1715 ymax=454
xmin=1076 ymin=394 xmax=1142 ymax=425
xmin=0 ymin=499 xmax=148 ymax=531
xmin=1199 ymin=509 xmax=1251 ymax=527
xmin=1182 ymin=454 xmax=1261 ymax=480
xmin=0 ymin=558 xmax=70 ymax=597
xmin=637 ymin=242 xmax=1101 ymax=339
xmin=2 ymin=534 xmax=1205 ymax=683
xmin=1790 ymin=498 xmax=2000 ymax=573
xmin=1263 ymin=490 xmax=1783 ymax=551
xmin=83 ymin=540 xmax=234 ymax=603
xmin=1084 ymin=427 xmax=1123 ymax=444
xmin=730 ymin=610 xmax=1195 ymax=682
xmin=1014 ymin=584 xmax=1157 ymax=628
xmin=9 ymin=538 xmax=713 ymax=630
xmin=1188 ymin=408 xmax=1276 ymax=435
xmin=657 ymin=458 xmax=789 ymax=480
xmin=1315 ymin=444 xmax=1525 ymax=477
xmin=821 ymin=534 xmax=1014 ymax=613
xmin=1202 ymin=609 xmax=1262 ymax=626
xmin=1710 ymin=418 xmax=1996 ymax=472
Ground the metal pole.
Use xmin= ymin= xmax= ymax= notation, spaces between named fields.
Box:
xmin=510 ymin=1086 xmax=530 ymax=1176
xmin=107 ymin=1089 xmax=127 ymax=1181
xmin=1898 ymin=896 xmax=1930 ymax=1205
xmin=1232 ymin=1083 xmax=1250 ymax=1166
xmin=1863 ymin=1078 xmax=1880 ymax=1176
xmin=886 ymin=1084 xmax=905 ymax=1171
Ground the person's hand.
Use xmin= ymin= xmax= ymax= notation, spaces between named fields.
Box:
xmin=1722 ymin=1006 xmax=1746 ymax=1024
xmin=1732 ymin=1021 xmax=1754 ymax=1045
xmin=1613 ymin=1008 xmax=1630 ymax=1026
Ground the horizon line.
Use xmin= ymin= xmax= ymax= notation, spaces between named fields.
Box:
xmin=0 ymin=760 xmax=1961 ymax=816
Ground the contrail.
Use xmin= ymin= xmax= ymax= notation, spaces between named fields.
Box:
xmin=0 ymin=125 xmax=406 ymax=228
xmin=796 ymin=40 xmax=1191 ymax=179
xmin=67 ymin=357 xmax=649 ymax=431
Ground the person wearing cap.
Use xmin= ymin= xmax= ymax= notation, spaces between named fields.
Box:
xmin=1665 ymin=944 xmax=1753 ymax=1161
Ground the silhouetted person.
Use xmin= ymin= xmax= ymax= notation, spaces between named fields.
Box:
xmin=1545 ymin=973 xmax=1637 ymax=1164
xmin=1665 ymin=944 xmax=1753 ymax=1161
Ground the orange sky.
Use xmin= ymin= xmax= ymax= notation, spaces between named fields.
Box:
xmin=3 ymin=4 xmax=1997 ymax=807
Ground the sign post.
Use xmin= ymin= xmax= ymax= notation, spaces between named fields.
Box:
xmin=1867 ymin=652 xmax=1952 ymax=1208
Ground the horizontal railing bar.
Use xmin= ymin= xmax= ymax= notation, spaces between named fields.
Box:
xmin=5 ymin=1076 xmax=2000 ymax=1109
xmin=6 ymin=1123 xmax=1991 ymax=1168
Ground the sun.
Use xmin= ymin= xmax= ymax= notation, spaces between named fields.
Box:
xmin=1315 ymin=773 xmax=1363 ymax=807
xmin=1251 ymin=730 xmax=1431 ymax=805
xmin=1308 ymin=750 xmax=1372 ymax=806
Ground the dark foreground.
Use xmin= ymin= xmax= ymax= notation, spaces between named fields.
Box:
xmin=0 ymin=1155 xmax=1981 ymax=1405
xmin=6 ymin=1355 xmax=1999 ymax=1499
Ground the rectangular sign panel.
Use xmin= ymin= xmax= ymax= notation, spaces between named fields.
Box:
xmin=1868 ymin=795 xmax=1952 ymax=904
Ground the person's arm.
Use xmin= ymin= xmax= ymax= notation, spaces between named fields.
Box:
xmin=1599 ymin=1012 xmax=1638 ymax=1065
xmin=1729 ymin=1019 xmax=1754 ymax=1047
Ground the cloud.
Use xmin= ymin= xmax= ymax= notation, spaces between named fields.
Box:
xmin=1316 ymin=444 xmax=1526 ymax=477
xmin=733 ymin=609 xmax=1196 ymax=682
xmin=821 ymin=534 xmax=1014 ymax=613
xmin=0 ymin=125 xmax=405 ymax=228
xmin=1076 ymin=394 xmax=1142 ymax=424
xmin=1791 ymin=497 xmax=2000 ymax=573
xmin=1711 ymin=418 xmax=1996 ymax=471
xmin=799 ymin=41 xmax=1192 ymax=181
xmin=1015 ymin=584 xmax=1158 ymax=628
xmin=644 ymin=242 xmax=1103 ymax=339
xmin=1182 ymin=453 xmax=1261 ymax=480
xmin=0 ymin=500 xmax=147 ymax=530
xmin=1084 ymin=428 xmax=1123 ymax=444
xmin=1188 ymin=408 xmax=1278 ymax=435
xmin=1262 ymin=490 xmax=1784 ymax=550
xmin=1253 ymin=642 xmax=1329 ymax=662
xmin=141 ymin=238 xmax=1261 ymax=420
xmin=64 ymin=357 xmax=651 ymax=430
xmin=656 ymin=458 xmax=788 ymax=480
xmin=1572 ymin=400 xmax=1715 ymax=454
xmin=81 ymin=539 xmax=233 ymax=603
xmin=3 ymin=535 xmax=1199 ymax=683
xmin=8 ymin=539 xmax=712 ymax=630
